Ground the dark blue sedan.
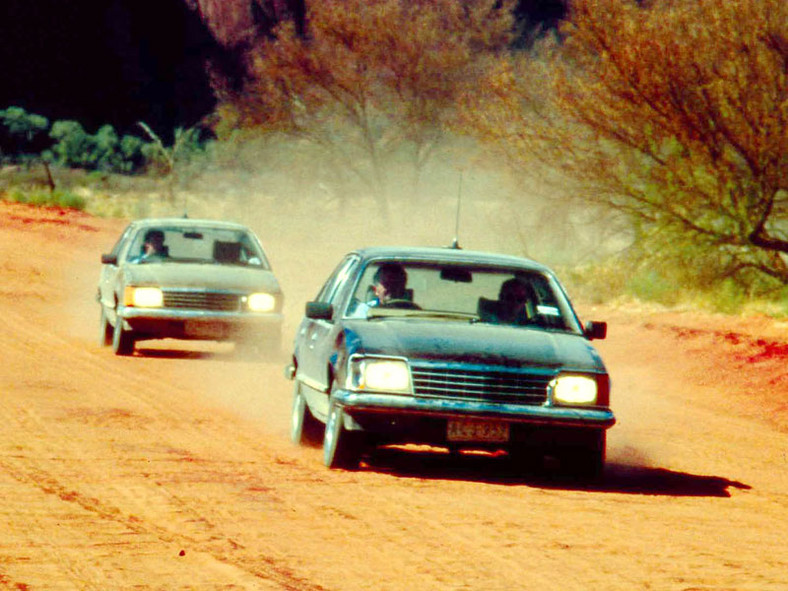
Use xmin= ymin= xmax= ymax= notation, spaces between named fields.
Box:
xmin=286 ymin=246 xmax=614 ymax=478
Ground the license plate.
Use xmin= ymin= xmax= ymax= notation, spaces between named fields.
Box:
xmin=185 ymin=321 xmax=226 ymax=338
xmin=447 ymin=419 xmax=510 ymax=443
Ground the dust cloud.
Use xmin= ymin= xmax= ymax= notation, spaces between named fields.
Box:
xmin=72 ymin=139 xmax=624 ymax=433
xmin=157 ymin=140 xmax=621 ymax=331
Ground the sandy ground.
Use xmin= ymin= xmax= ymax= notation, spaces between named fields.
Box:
xmin=1 ymin=199 xmax=787 ymax=590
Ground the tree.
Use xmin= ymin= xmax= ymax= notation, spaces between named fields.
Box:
xmin=49 ymin=121 xmax=93 ymax=168
xmin=215 ymin=0 xmax=515 ymax=217
xmin=465 ymin=0 xmax=788 ymax=285
xmin=0 ymin=106 xmax=49 ymax=161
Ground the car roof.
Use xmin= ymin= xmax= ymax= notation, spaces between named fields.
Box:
xmin=128 ymin=218 xmax=253 ymax=232
xmin=350 ymin=246 xmax=554 ymax=274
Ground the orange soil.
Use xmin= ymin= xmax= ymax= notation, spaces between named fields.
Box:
xmin=1 ymin=200 xmax=786 ymax=590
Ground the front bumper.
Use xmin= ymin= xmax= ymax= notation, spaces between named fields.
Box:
xmin=118 ymin=306 xmax=283 ymax=340
xmin=332 ymin=388 xmax=616 ymax=430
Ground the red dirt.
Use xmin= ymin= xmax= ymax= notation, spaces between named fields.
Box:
xmin=1 ymin=200 xmax=786 ymax=590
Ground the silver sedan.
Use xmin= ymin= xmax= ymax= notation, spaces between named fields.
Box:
xmin=97 ymin=217 xmax=284 ymax=357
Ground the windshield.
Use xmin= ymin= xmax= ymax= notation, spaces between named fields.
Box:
xmin=128 ymin=225 xmax=270 ymax=268
xmin=345 ymin=261 xmax=582 ymax=334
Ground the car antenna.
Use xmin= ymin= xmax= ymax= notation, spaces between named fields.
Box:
xmin=449 ymin=171 xmax=463 ymax=249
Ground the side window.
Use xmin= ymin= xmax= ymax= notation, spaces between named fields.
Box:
xmin=316 ymin=256 xmax=359 ymax=304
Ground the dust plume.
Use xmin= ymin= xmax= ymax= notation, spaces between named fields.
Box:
xmin=72 ymin=138 xmax=624 ymax=430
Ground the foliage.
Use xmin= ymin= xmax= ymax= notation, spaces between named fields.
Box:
xmin=5 ymin=187 xmax=86 ymax=210
xmin=0 ymin=106 xmax=50 ymax=161
xmin=48 ymin=121 xmax=94 ymax=168
xmin=137 ymin=123 xmax=206 ymax=174
xmin=47 ymin=121 xmax=151 ymax=173
xmin=119 ymin=134 xmax=147 ymax=172
xmin=215 ymin=0 xmax=516 ymax=216
xmin=462 ymin=0 xmax=788 ymax=286
xmin=0 ymin=106 xmax=160 ymax=173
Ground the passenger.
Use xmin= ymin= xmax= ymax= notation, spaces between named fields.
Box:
xmin=495 ymin=277 xmax=535 ymax=324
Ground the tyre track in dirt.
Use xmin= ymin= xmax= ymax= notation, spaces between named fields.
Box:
xmin=0 ymin=307 xmax=328 ymax=590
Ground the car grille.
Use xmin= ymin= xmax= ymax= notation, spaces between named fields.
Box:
xmin=162 ymin=290 xmax=241 ymax=312
xmin=410 ymin=365 xmax=551 ymax=405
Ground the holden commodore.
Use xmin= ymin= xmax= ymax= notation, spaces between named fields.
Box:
xmin=286 ymin=246 xmax=614 ymax=478
xmin=97 ymin=218 xmax=284 ymax=356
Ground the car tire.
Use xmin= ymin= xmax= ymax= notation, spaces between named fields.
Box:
xmin=112 ymin=315 xmax=135 ymax=356
xmin=99 ymin=306 xmax=113 ymax=347
xmin=323 ymin=402 xmax=363 ymax=470
xmin=291 ymin=381 xmax=324 ymax=447
xmin=508 ymin=445 xmax=545 ymax=475
xmin=562 ymin=430 xmax=606 ymax=481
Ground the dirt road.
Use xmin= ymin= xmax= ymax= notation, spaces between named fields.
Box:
xmin=1 ymin=200 xmax=786 ymax=590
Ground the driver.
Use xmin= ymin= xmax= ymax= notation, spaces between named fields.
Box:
xmin=370 ymin=263 xmax=408 ymax=306
xmin=133 ymin=229 xmax=169 ymax=262
xmin=349 ymin=263 xmax=412 ymax=317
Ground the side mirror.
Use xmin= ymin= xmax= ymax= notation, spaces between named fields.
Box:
xmin=584 ymin=320 xmax=607 ymax=340
xmin=306 ymin=301 xmax=333 ymax=320
xmin=101 ymin=253 xmax=118 ymax=265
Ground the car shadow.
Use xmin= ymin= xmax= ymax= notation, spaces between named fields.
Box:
xmin=133 ymin=346 xmax=288 ymax=364
xmin=133 ymin=347 xmax=228 ymax=360
xmin=362 ymin=447 xmax=751 ymax=498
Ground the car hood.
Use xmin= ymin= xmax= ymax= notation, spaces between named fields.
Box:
xmin=123 ymin=263 xmax=282 ymax=293
xmin=343 ymin=319 xmax=606 ymax=372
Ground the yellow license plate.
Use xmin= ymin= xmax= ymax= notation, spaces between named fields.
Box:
xmin=447 ymin=419 xmax=510 ymax=443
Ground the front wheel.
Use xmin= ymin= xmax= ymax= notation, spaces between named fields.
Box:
xmin=291 ymin=381 xmax=324 ymax=447
xmin=323 ymin=402 xmax=363 ymax=470
xmin=561 ymin=430 xmax=606 ymax=481
xmin=112 ymin=315 xmax=135 ymax=356
xmin=98 ymin=306 xmax=113 ymax=347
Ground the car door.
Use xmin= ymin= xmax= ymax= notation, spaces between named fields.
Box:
xmin=296 ymin=255 xmax=360 ymax=419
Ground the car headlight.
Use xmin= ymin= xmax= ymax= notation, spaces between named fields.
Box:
xmin=124 ymin=286 xmax=163 ymax=308
xmin=347 ymin=357 xmax=412 ymax=393
xmin=552 ymin=375 xmax=598 ymax=405
xmin=247 ymin=292 xmax=276 ymax=312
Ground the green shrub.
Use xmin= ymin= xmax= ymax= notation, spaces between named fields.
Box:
xmin=706 ymin=278 xmax=748 ymax=314
xmin=564 ymin=250 xmax=788 ymax=317
xmin=2 ymin=107 xmax=200 ymax=174
xmin=625 ymin=269 xmax=680 ymax=307
xmin=49 ymin=120 xmax=92 ymax=168
xmin=54 ymin=189 xmax=87 ymax=210
xmin=47 ymin=120 xmax=150 ymax=173
xmin=5 ymin=187 xmax=86 ymax=211
xmin=119 ymin=134 xmax=146 ymax=172
xmin=92 ymin=124 xmax=121 ymax=171
xmin=561 ymin=262 xmax=628 ymax=304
